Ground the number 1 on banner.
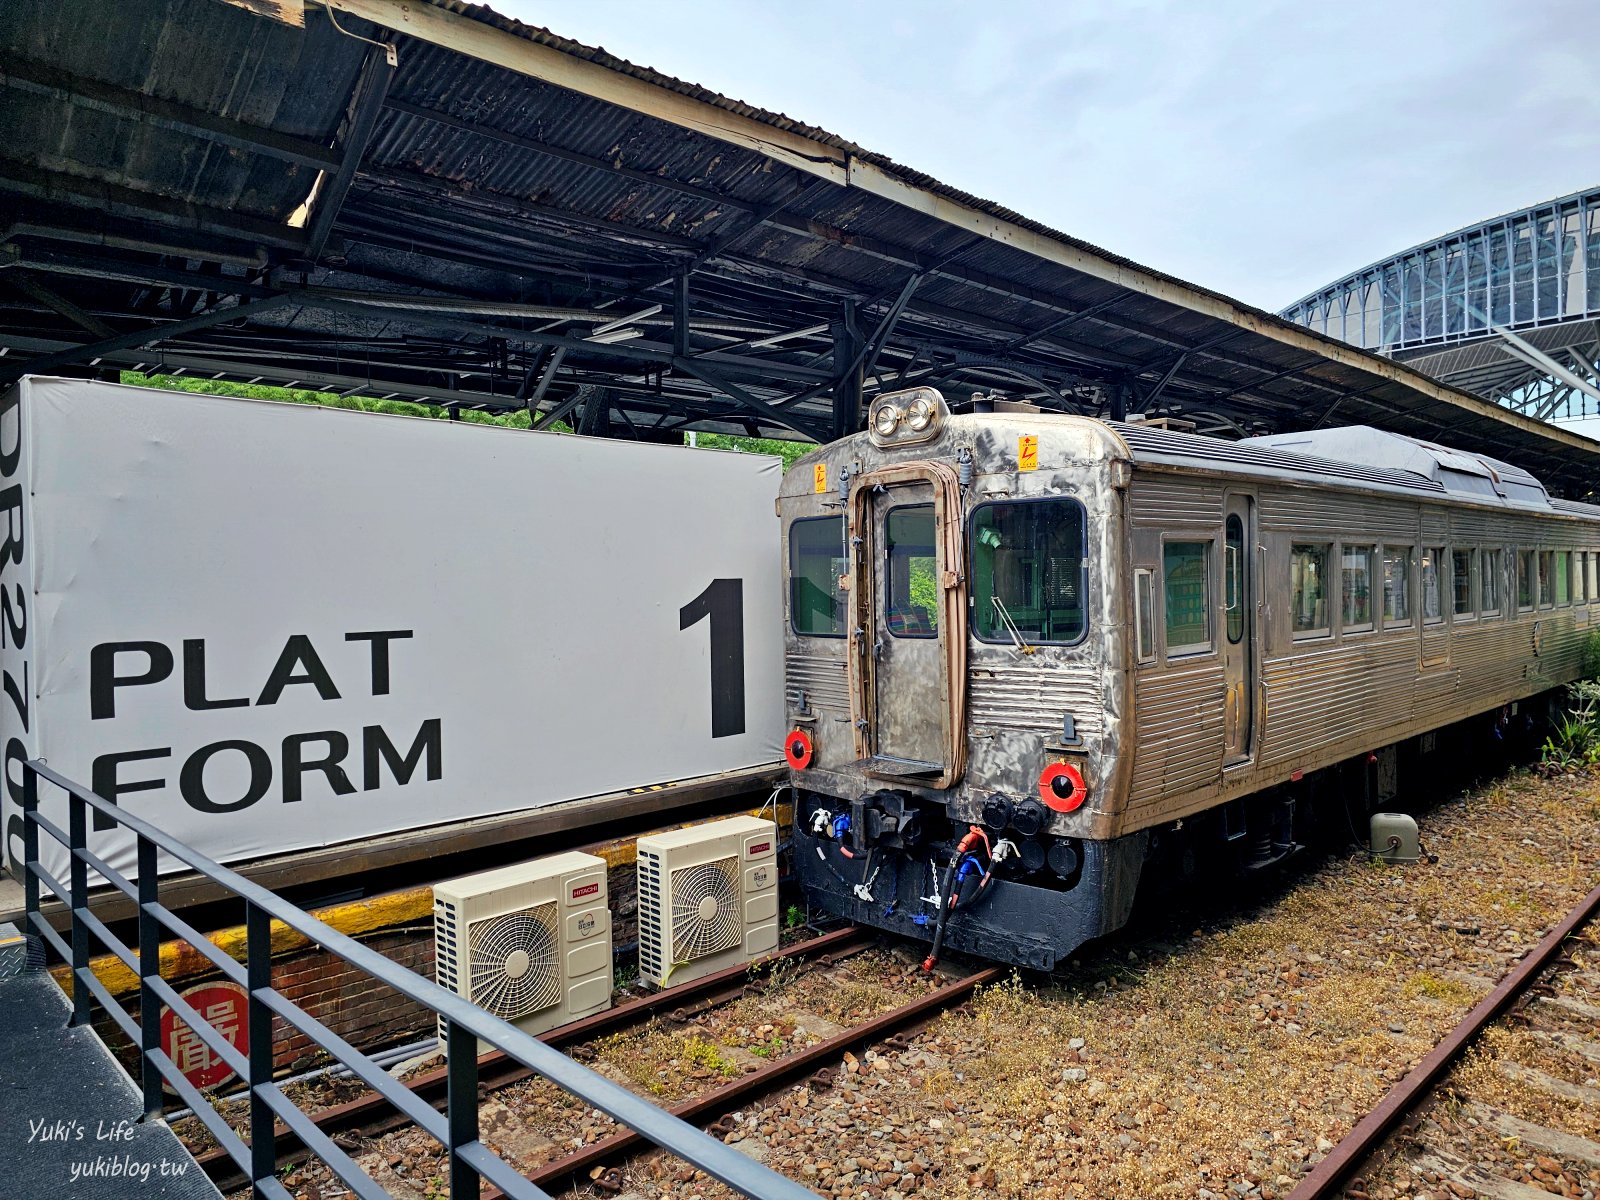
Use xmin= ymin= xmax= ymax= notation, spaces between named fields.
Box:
xmin=679 ymin=579 xmax=746 ymax=738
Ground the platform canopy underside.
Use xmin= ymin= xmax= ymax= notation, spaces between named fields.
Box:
xmin=2 ymin=0 xmax=1596 ymax=496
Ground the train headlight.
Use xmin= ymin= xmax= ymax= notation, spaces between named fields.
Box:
xmin=866 ymin=387 xmax=950 ymax=447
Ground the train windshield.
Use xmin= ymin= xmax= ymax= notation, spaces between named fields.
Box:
xmin=970 ymin=498 xmax=1088 ymax=645
xmin=790 ymin=516 xmax=847 ymax=635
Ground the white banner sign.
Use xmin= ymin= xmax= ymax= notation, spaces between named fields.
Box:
xmin=0 ymin=377 xmax=783 ymax=880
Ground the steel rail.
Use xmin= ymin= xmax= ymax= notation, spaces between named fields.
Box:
xmin=1287 ymin=878 xmax=1600 ymax=1200
xmin=493 ymin=964 xmax=1006 ymax=1199
xmin=197 ymin=926 xmax=876 ymax=1191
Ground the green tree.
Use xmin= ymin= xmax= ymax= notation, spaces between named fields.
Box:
xmin=119 ymin=372 xmax=569 ymax=431
xmin=686 ymin=431 xmax=814 ymax=471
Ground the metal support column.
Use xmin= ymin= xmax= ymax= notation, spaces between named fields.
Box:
xmin=831 ymin=300 xmax=862 ymax=441
xmin=136 ymin=836 xmax=163 ymax=1118
xmin=67 ymin=793 xmax=90 ymax=1026
xmin=245 ymin=901 xmax=276 ymax=1192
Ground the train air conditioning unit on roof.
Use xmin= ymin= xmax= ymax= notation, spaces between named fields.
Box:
xmin=433 ymin=851 xmax=611 ymax=1054
xmin=636 ymin=816 xmax=779 ymax=989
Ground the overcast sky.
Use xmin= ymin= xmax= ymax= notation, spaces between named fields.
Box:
xmin=502 ymin=0 xmax=1596 ymax=314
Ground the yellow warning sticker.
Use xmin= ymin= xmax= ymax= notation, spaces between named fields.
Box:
xmin=813 ymin=462 xmax=828 ymax=493
xmin=1018 ymin=435 xmax=1039 ymax=472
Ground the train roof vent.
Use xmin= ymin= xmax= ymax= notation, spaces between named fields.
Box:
xmin=1112 ymin=421 xmax=1446 ymax=494
xmin=1237 ymin=426 xmax=1551 ymax=508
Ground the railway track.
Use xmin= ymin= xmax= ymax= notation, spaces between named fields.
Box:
xmin=197 ymin=925 xmax=999 ymax=1197
xmin=1291 ymin=880 xmax=1600 ymax=1200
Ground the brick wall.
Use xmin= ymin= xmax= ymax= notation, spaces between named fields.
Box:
xmin=98 ymin=927 xmax=439 ymax=1079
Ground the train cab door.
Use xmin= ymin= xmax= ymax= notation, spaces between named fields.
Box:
xmin=1221 ymin=494 xmax=1257 ymax=766
xmin=847 ymin=464 xmax=968 ymax=787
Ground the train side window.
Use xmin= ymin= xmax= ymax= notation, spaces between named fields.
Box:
xmin=789 ymin=516 xmax=846 ymax=636
xmin=1134 ymin=569 xmax=1155 ymax=664
xmin=1382 ymin=546 xmax=1412 ymax=626
xmin=969 ymin=498 xmax=1088 ymax=646
xmin=1517 ymin=550 xmax=1534 ymax=611
xmin=1481 ymin=549 xmax=1502 ymax=616
xmin=1537 ymin=550 xmax=1553 ymax=609
xmin=1224 ymin=515 xmax=1246 ymax=644
xmin=1577 ymin=553 xmax=1589 ymax=604
xmin=1340 ymin=544 xmax=1374 ymax=633
xmin=1420 ymin=547 xmax=1445 ymax=624
xmin=1451 ymin=548 xmax=1476 ymax=618
xmin=885 ymin=505 xmax=939 ymax=638
xmin=1163 ymin=540 xmax=1212 ymax=654
xmin=1291 ymin=544 xmax=1331 ymax=638
xmin=1555 ymin=551 xmax=1571 ymax=606
xmin=1588 ymin=552 xmax=1598 ymax=602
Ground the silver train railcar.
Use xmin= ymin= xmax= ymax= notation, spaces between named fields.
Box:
xmin=779 ymin=387 xmax=1600 ymax=970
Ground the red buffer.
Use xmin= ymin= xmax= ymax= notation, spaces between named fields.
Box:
xmin=784 ymin=728 xmax=815 ymax=770
xmin=1038 ymin=762 xmax=1088 ymax=813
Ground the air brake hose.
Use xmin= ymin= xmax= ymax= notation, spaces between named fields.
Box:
xmin=921 ymin=856 xmax=960 ymax=973
xmin=922 ymin=825 xmax=987 ymax=972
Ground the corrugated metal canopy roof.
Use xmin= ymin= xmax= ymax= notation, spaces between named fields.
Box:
xmin=1 ymin=0 xmax=1597 ymax=497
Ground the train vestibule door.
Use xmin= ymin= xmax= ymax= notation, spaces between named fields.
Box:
xmin=1221 ymin=494 xmax=1256 ymax=765
xmin=869 ymin=483 xmax=945 ymax=771
xmin=845 ymin=461 xmax=968 ymax=789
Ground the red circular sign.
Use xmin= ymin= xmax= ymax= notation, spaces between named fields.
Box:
xmin=784 ymin=728 xmax=815 ymax=770
xmin=159 ymin=981 xmax=248 ymax=1090
xmin=1039 ymin=762 xmax=1088 ymax=813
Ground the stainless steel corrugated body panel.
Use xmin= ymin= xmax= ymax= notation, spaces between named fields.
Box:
xmin=1260 ymin=493 xmax=1419 ymax=539
xmin=1260 ymin=640 xmax=1417 ymax=768
xmin=1128 ymin=479 xmax=1224 ymax=527
xmin=784 ymin=653 xmax=848 ymax=713
xmin=968 ymin=665 xmax=1104 ymax=738
xmin=1128 ymin=661 xmax=1225 ymax=802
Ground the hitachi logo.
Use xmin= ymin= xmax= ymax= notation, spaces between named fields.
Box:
xmin=571 ymin=882 xmax=600 ymax=900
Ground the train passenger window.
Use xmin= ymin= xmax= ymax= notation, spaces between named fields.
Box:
xmin=1420 ymin=548 xmax=1444 ymax=624
xmin=1382 ymin=547 xmax=1412 ymax=625
xmin=1163 ymin=541 xmax=1212 ymax=654
xmin=1577 ymin=553 xmax=1588 ymax=604
xmin=1452 ymin=549 xmax=1476 ymax=617
xmin=1517 ymin=551 xmax=1534 ymax=610
xmin=1588 ymin=552 xmax=1598 ymax=602
xmin=1558 ymin=552 xmax=1574 ymax=604
xmin=1225 ymin=516 xmax=1246 ymax=644
xmin=969 ymin=499 xmax=1087 ymax=646
xmin=1340 ymin=545 xmax=1374 ymax=633
xmin=885 ymin=506 xmax=939 ymax=638
xmin=1291 ymin=544 xmax=1331 ymax=637
xmin=1134 ymin=569 xmax=1155 ymax=663
xmin=789 ymin=516 xmax=846 ymax=636
xmin=1481 ymin=549 xmax=1502 ymax=616
xmin=1537 ymin=551 xmax=1553 ymax=608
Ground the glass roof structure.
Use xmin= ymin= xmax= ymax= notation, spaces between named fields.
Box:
xmin=1280 ymin=188 xmax=1600 ymax=422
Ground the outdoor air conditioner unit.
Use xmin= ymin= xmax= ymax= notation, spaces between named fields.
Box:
xmin=433 ymin=851 xmax=612 ymax=1054
xmin=636 ymin=815 xmax=779 ymax=989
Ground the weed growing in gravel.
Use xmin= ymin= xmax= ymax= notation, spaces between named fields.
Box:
xmin=681 ymin=1035 xmax=739 ymax=1077
xmin=1541 ymin=679 xmax=1600 ymax=771
xmin=1401 ymin=971 xmax=1478 ymax=1006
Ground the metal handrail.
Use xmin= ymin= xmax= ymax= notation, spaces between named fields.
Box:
xmin=19 ymin=758 xmax=818 ymax=1200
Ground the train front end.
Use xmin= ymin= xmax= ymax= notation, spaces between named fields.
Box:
xmin=780 ymin=389 xmax=1141 ymax=971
